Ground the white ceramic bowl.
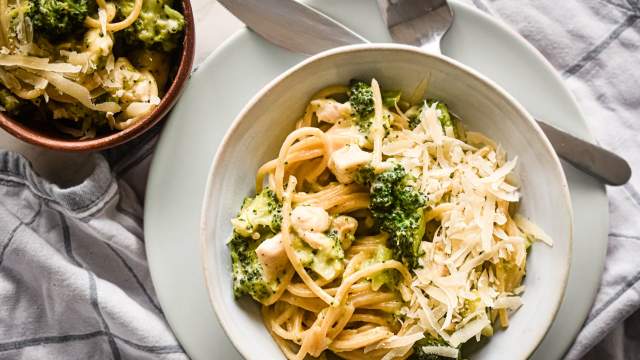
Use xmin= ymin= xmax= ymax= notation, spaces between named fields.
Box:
xmin=200 ymin=44 xmax=572 ymax=360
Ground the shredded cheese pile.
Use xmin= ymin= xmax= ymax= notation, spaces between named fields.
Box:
xmin=373 ymin=103 xmax=553 ymax=355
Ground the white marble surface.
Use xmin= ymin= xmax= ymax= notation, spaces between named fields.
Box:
xmin=0 ymin=0 xmax=243 ymax=185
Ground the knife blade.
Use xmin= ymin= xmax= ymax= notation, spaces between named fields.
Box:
xmin=217 ymin=0 xmax=631 ymax=185
xmin=217 ymin=0 xmax=367 ymax=54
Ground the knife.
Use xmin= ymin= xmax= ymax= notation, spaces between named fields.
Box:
xmin=217 ymin=0 xmax=631 ymax=186
xmin=217 ymin=0 xmax=367 ymax=54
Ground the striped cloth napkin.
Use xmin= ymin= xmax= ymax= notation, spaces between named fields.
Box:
xmin=0 ymin=137 xmax=187 ymax=359
xmin=0 ymin=0 xmax=638 ymax=359
xmin=471 ymin=2 xmax=640 ymax=359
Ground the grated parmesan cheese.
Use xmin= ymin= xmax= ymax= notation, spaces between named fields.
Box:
xmin=379 ymin=101 xmax=553 ymax=349
xmin=420 ymin=345 xmax=460 ymax=358
xmin=0 ymin=54 xmax=81 ymax=73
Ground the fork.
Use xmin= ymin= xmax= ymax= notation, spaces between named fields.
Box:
xmin=378 ymin=0 xmax=453 ymax=53
xmin=377 ymin=0 xmax=631 ymax=186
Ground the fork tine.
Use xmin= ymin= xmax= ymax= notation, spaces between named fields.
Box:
xmin=381 ymin=0 xmax=449 ymax=27
xmin=378 ymin=0 xmax=453 ymax=54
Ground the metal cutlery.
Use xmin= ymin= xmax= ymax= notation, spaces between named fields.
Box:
xmin=217 ymin=0 xmax=366 ymax=54
xmin=217 ymin=0 xmax=631 ymax=186
xmin=377 ymin=0 xmax=453 ymax=53
xmin=377 ymin=0 xmax=630 ymax=186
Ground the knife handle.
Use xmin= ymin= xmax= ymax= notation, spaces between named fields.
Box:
xmin=536 ymin=120 xmax=631 ymax=186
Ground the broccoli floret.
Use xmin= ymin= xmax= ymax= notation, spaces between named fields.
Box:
xmin=461 ymin=297 xmax=483 ymax=318
xmin=410 ymin=336 xmax=460 ymax=360
xmin=367 ymin=164 xmax=427 ymax=269
xmin=495 ymin=259 xmax=525 ymax=293
xmin=405 ymin=100 xmax=454 ymax=133
xmin=348 ymin=80 xmax=401 ymax=133
xmin=48 ymin=101 xmax=105 ymax=124
xmin=230 ymin=187 xmax=282 ymax=238
xmin=228 ymin=233 xmax=276 ymax=301
xmin=312 ymin=232 xmax=345 ymax=280
xmin=382 ymin=90 xmax=401 ymax=108
xmin=291 ymin=230 xmax=345 ymax=281
xmin=47 ymin=101 xmax=107 ymax=137
xmin=427 ymin=100 xmax=452 ymax=128
xmin=363 ymin=245 xmax=400 ymax=291
xmin=348 ymin=79 xmax=375 ymax=131
xmin=405 ymin=105 xmax=422 ymax=130
xmin=0 ymin=86 xmax=41 ymax=120
xmin=0 ymin=87 xmax=28 ymax=116
xmin=370 ymin=166 xmax=404 ymax=208
xmin=353 ymin=165 xmax=375 ymax=187
xmin=379 ymin=207 xmax=426 ymax=270
xmin=291 ymin=235 xmax=314 ymax=267
xmin=27 ymin=0 xmax=89 ymax=39
xmin=118 ymin=0 xmax=185 ymax=51
xmin=228 ymin=187 xmax=283 ymax=301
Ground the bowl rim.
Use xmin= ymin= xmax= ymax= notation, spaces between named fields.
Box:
xmin=0 ymin=0 xmax=196 ymax=152
xmin=200 ymin=43 xmax=573 ymax=360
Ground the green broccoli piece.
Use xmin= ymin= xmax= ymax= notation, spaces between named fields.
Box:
xmin=405 ymin=100 xmax=455 ymax=134
xmin=0 ymin=86 xmax=41 ymax=121
xmin=379 ymin=207 xmax=427 ymax=270
xmin=369 ymin=166 xmax=404 ymax=209
xmin=410 ymin=336 xmax=460 ymax=360
xmin=230 ymin=187 xmax=282 ymax=238
xmin=461 ymin=297 xmax=483 ymax=318
xmin=47 ymin=101 xmax=108 ymax=137
xmin=363 ymin=245 xmax=400 ymax=291
xmin=27 ymin=0 xmax=89 ymax=39
xmin=427 ymin=100 xmax=452 ymax=128
xmin=369 ymin=167 xmax=424 ymax=211
xmin=382 ymin=90 xmax=401 ymax=108
xmin=367 ymin=164 xmax=427 ymax=269
xmin=291 ymin=229 xmax=345 ymax=281
xmin=0 ymin=87 xmax=28 ymax=117
xmin=348 ymin=79 xmax=375 ymax=131
xmin=348 ymin=80 xmax=401 ymax=133
xmin=405 ymin=105 xmax=422 ymax=130
xmin=495 ymin=259 xmax=525 ymax=293
xmin=291 ymin=235 xmax=314 ymax=267
xmin=228 ymin=232 xmax=277 ymax=301
xmin=312 ymin=232 xmax=345 ymax=280
xmin=118 ymin=0 xmax=185 ymax=51
xmin=353 ymin=165 xmax=375 ymax=187
xmin=228 ymin=187 xmax=284 ymax=301
xmin=48 ymin=101 xmax=104 ymax=124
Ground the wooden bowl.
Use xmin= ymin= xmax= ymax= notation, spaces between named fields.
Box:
xmin=0 ymin=0 xmax=195 ymax=152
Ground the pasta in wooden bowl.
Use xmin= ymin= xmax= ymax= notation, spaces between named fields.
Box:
xmin=0 ymin=0 xmax=194 ymax=150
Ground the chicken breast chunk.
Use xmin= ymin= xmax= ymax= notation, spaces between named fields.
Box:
xmin=291 ymin=205 xmax=333 ymax=249
xmin=255 ymin=233 xmax=288 ymax=281
xmin=328 ymin=144 xmax=372 ymax=184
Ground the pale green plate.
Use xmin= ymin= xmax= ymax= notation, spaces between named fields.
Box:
xmin=145 ymin=1 xmax=607 ymax=359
